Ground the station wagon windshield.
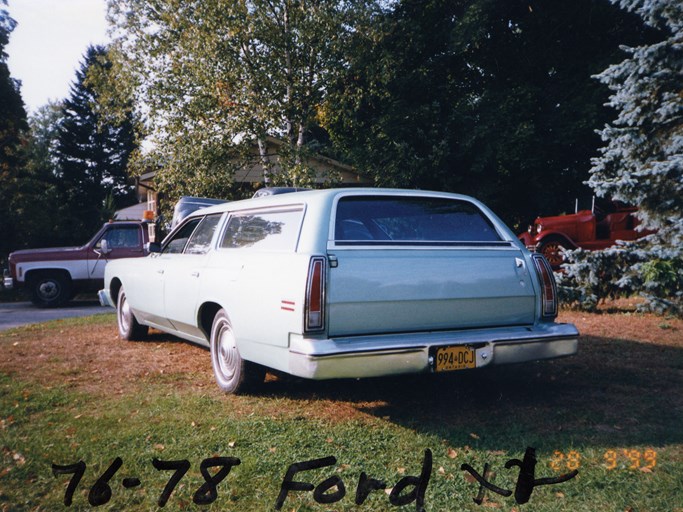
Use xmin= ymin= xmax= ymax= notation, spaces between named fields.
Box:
xmin=335 ymin=196 xmax=503 ymax=245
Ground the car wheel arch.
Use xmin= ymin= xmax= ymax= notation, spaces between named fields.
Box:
xmin=198 ymin=301 xmax=223 ymax=340
xmin=25 ymin=268 xmax=73 ymax=286
xmin=110 ymin=278 xmax=123 ymax=305
xmin=536 ymin=233 xmax=576 ymax=250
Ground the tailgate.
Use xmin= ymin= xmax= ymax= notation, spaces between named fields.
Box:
xmin=326 ymin=247 xmax=536 ymax=337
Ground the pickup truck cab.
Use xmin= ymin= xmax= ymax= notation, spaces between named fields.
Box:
xmin=4 ymin=221 xmax=152 ymax=307
xmin=100 ymin=188 xmax=578 ymax=394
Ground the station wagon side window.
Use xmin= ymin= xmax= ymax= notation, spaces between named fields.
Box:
xmin=163 ymin=218 xmax=202 ymax=254
xmin=335 ymin=196 xmax=502 ymax=245
xmin=220 ymin=207 xmax=304 ymax=251
xmin=184 ymin=214 xmax=223 ymax=255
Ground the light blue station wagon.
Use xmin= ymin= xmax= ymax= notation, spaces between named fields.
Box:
xmin=99 ymin=188 xmax=579 ymax=394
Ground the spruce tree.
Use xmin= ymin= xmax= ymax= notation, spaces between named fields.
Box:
xmin=585 ymin=0 xmax=683 ymax=312
xmin=56 ymin=45 xmax=137 ymax=241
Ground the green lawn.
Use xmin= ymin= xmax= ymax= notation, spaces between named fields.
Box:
xmin=1 ymin=314 xmax=681 ymax=511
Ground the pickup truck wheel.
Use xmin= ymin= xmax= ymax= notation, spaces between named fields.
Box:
xmin=30 ymin=274 xmax=71 ymax=308
xmin=538 ymin=238 xmax=568 ymax=269
xmin=117 ymin=288 xmax=149 ymax=341
xmin=210 ymin=310 xmax=265 ymax=394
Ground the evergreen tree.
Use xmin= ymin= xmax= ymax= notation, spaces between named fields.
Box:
xmin=55 ymin=45 xmax=137 ymax=241
xmin=589 ymin=0 xmax=682 ymax=250
xmin=0 ymin=0 xmax=28 ymax=260
xmin=565 ymin=0 xmax=683 ymax=314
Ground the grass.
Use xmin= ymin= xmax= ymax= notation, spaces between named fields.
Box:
xmin=1 ymin=313 xmax=682 ymax=511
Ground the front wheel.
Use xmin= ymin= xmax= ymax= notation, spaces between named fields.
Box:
xmin=117 ymin=288 xmax=149 ymax=341
xmin=30 ymin=273 xmax=71 ymax=307
xmin=538 ymin=238 xmax=569 ymax=269
xmin=210 ymin=309 xmax=265 ymax=394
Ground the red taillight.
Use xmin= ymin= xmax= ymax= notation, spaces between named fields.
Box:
xmin=305 ymin=256 xmax=326 ymax=332
xmin=532 ymin=253 xmax=558 ymax=318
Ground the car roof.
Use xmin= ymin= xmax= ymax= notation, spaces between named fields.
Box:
xmin=186 ymin=188 xmax=480 ymax=219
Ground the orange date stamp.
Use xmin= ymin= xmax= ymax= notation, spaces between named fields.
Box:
xmin=549 ymin=449 xmax=657 ymax=471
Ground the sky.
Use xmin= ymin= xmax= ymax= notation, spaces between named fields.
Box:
xmin=5 ymin=0 xmax=110 ymax=115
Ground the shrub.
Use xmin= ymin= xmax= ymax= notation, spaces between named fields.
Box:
xmin=557 ymin=243 xmax=683 ymax=316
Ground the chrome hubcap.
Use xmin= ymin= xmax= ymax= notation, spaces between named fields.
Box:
xmin=217 ymin=324 xmax=237 ymax=382
xmin=38 ymin=281 xmax=59 ymax=300
xmin=119 ymin=296 xmax=130 ymax=332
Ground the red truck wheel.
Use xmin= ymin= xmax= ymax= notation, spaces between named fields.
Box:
xmin=538 ymin=238 xmax=568 ymax=269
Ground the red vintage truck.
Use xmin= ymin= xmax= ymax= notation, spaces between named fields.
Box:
xmin=3 ymin=221 xmax=154 ymax=307
xmin=519 ymin=200 xmax=647 ymax=269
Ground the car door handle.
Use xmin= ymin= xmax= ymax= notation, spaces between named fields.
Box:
xmin=157 ymin=269 xmax=165 ymax=274
xmin=191 ymin=271 xmax=200 ymax=278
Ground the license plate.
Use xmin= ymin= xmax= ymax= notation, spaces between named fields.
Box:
xmin=434 ymin=346 xmax=476 ymax=372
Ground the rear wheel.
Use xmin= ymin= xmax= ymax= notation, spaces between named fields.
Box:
xmin=538 ymin=238 xmax=569 ymax=269
xmin=29 ymin=273 xmax=71 ymax=307
xmin=210 ymin=309 xmax=265 ymax=394
xmin=117 ymin=288 xmax=149 ymax=340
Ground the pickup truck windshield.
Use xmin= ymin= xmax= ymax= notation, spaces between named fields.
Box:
xmin=335 ymin=196 xmax=502 ymax=244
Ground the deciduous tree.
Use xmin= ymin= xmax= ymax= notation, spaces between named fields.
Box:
xmin=323 ymin=0 xmax=654 ymax=229
xmin=10 ymin=102 xmax=66 ymax=248
xmin=107 ymin=0 xmax=379 ymax=202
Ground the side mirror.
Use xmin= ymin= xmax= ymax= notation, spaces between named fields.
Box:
xmin=145 ymin=242 xmax=161 ymax=254
xmin=100 ymin=239 xmax=112 ymax=255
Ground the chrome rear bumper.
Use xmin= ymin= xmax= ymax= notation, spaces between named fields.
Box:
xmin=288 ymin=322 xmax=578 ymax=380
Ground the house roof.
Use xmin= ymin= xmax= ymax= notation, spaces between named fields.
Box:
xmin=139 ymin=136 xmax=370 ymax=186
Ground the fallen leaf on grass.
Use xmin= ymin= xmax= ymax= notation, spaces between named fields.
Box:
xmin=464 ymin=473 xmax=478 ymax=484
xmin=447 ymin=447 xmax=457 ymax=459
xmin=469 ymin=433 xmax=480 ymax=440
xmin=153 ymin=444 xmax=165 ymax=451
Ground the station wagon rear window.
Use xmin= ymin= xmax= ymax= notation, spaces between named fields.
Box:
xmin=221 ymin=208 xmax=303 ymax=251
xmin=335 ymin=196 xmax=503 ymax=245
